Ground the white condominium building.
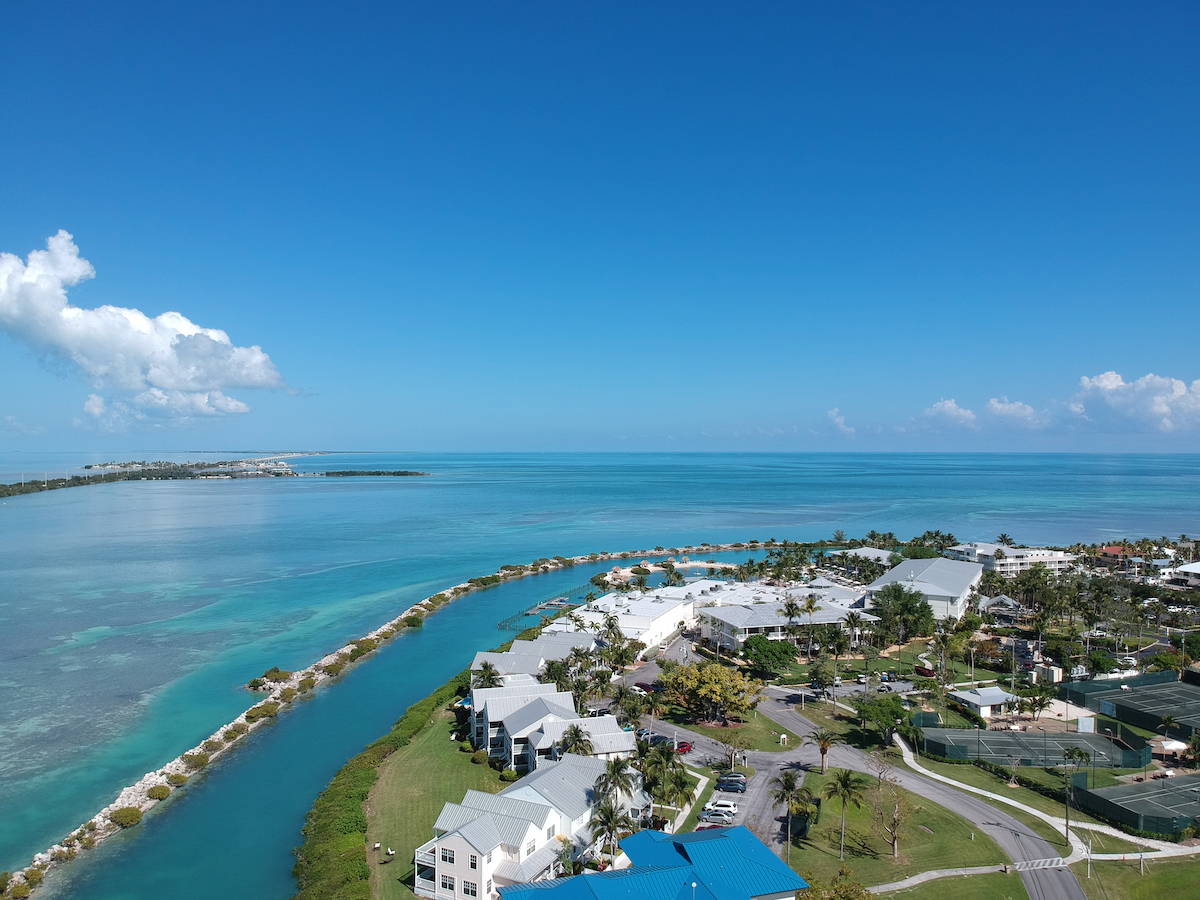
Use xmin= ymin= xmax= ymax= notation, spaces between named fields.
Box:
xmin=946 ymin=542 xmax=1076 ymax=577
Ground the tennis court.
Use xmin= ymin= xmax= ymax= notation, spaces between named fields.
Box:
xmin=920 ymin=727 xmax=1147 ymax=768
xmin=1076 ymin=774 xmax=1200 ymax=835
xmin=1087 ymin=682 xmax=1200 ymax=739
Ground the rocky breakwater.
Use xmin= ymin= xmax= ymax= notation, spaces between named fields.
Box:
xmin=8 ymin=539 xmax=757 ymax=895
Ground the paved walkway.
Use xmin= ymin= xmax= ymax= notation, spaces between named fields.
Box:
xmin=894 ymin=735 xmax=1200 ymax=862
xmin=870 ymin=864 xmax=1013 ymax=893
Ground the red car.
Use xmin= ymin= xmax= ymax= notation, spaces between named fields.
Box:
xmin=675 ymin=741 xmax=692 ymax=753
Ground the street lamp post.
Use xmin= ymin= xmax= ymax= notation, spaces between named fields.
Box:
xmin=1037 ymin=726 xmax=1047 ymax=764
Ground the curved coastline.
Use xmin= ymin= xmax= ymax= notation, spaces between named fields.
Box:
xmin=8 ymin=540 xmax=759 ymax=894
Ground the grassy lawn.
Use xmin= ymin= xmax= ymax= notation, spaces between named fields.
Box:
xmin=784 ymin=701 xmax=896 ymax=754
xmin=879 ymin=871 xmax=1029 ymax=900
xmin=910 ymin=757 xmax=1106 ymax=826
xmin=790 ymin=770 xmax=1007 ymax=888
xmin=367 ymin=709 xmax=504 ymax=900
xmin=1071 ymin=856 xmax=1200 ymax=900
xmin=662 ymin=708 xmax=792 ymax=752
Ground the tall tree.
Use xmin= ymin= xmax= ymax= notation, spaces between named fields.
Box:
xmin=558 ymin=723 xmax=594 ymax=757
xmin=804 ymin=728 xmax=842 ymax=775
xmin=823 ymin=769 xmax=868 ymax=860
xmin=587 ymin=798 xmax=635 ymax=865
xmin=472 ymin=660 xmax=501 ymax=688
xmin=769 ymin=769 xmax=809 ymax=865
xmin=867 ymin=767 xmax=912 ymax=858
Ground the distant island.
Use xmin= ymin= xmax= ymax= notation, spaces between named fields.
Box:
xmin=323 ymin=470 xmax=431 ymax=477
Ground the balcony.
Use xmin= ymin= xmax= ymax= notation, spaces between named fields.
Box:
xmin=415 ymin=838 xmax=437 ymax=867
xmin=413 ymin=874 xmax=437 ymax=899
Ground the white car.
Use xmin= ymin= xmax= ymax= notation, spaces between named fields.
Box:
xmin=629 ymin=685 xmax=648 ymax=697
xmin=1120 ymin=657 xmax=1138 ymax=668
xmin=703 ymin=800 xmax=739 ymax=814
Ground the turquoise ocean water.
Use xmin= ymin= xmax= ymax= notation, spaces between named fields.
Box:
xmin=1 ymin=452 xmax=1198 ymax=898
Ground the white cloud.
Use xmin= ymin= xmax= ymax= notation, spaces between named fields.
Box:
xmin=987 ymin=396 xmax=1047 ymax=428
xmin=0 ymin=231 xmax=284 ymax=425
xmin=1075 ymin=371 xmax=1200 ymax=432
xmin=84 ymin=394 xmax=105 ymax=417
xmin=827 ymin=408 xmax=854 ymax=434
xmin=924 ymin=398 xmax=976 ymax=427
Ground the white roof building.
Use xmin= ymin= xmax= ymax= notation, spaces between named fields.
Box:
xmin=415 ymin=755 xmax=652 ymax=900
xmin=949 ymin=686 xmax=1019 ymax=718
xmin=544 ymin=585 xmax=698 ymax=653
xmin=945 ymin=542 xmax=1077 ymax=577
xmin=867 ymin=558 xmax=983 ymax=621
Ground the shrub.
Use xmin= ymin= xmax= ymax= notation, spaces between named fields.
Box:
xmin=280 ymin=687 xmax=298 ymax=703
xmin=460 ymin=741 xmax=473 ymax=753
xmin=245 ymin=702 xmax=280 ymax=723
xmin=203 ymin=739 xmax=224 ymax=752
xmin=500 ymin=769 xmax=519 ymax=782
xmin=403 ymin=615 xmax=424 ymax=628
xmin=109 ymin=807 xmax=143 ymax=828
xmin=224 ymin=728 xmax=241 ymax=741
xmin=51 ymin=847 xmax=75 ymax=862
xmin=0 ymin=872 xmax=9 ymax=893
xmin=148 ymin=785 xmax=170 ymax=800
xmin=182 ymin=752 xmax=210 ymax=770
xmin=335 ymin=810 xmax=368 ymax=834
xmin=298 ymin=677 xmax=316 ymax=693
xmin=11 ymin=882 xmax=31 ymax=899
xmin=247 ymin=677 xmax=266 ymax=690
xmin=24 ymin=869 xmax=44 ymax=888
xmin=471 ymin=750 xmax=489 ymax=765
xmin=378 ymin=627 xmax=397 ymax=639
xmin=262 ymin=666 xmax=292 ymax=682
xmin=80 ymin=835 xmax=96 ymax=849
xmin=322 ymin=662 xmax=344 ymax=677
xmin=167 ymin=773 xmax=188 ymax=786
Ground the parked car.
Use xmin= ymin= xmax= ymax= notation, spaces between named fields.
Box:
xmin=715 ymin=780 xmax=746 ymax=793
xmin=1119 ymin=657 xmax=1138 ymax=667
xmin=634 ymin=682 xmax=655 ymax=693
xmin=675 ymin=741 xmax=693 ymax=754
xmin=629 ymin=685 xmax=648 ymax=697
xmin=880 ymin=672 xmax=889 ymax=682
xmin=703 ymin=800 xmax=739 ymax=814
xmin=700 ymin=810 xmax=736 ymax=824
xmin=635 ymin=728 xmax=651 ymax=740
xmin=856 ymin=674 xmax=868 ymax=684
xmin=714 ymin=770 xmax=746 ymax=781
xmin=695 ymin=824 xmax=725 ymax=830
xmin=878 ymin=685 xmax=893 ymax=693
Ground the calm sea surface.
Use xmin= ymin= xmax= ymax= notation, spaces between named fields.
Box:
xmin=1 ymin=452 xmax=1197 ymax=898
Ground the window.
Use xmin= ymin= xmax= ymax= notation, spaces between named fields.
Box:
xmin=486 ymin=879 xmax=493 ymax=895
xmin=546 ymin=825 xmax=554 ymax=840
xmin=463 ymin=882 xmax=478 ymax=897
xmin=526 ymin=841 xmax=535 ymax=857
xmin=469 ymin=854 xmax=477 ymax=870
xmin=441 ymin=875 xmax=455 ymax=891
xmin=441 ymin=848 xmax=455 ymax=864
xmin=486 ymin=851 xmax=492 ymax=864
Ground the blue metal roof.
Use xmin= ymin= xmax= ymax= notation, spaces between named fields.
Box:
xmin=498 ymin=826 xmax=807 ymax=900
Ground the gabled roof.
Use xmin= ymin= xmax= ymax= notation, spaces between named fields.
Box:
xmin=435 ymin=800 xmax=544 ymax=849
xmin=703 ymin=603 xmax=876 ymax=630
xmin=503 ymin=696 xmax=580 ymax=738
xmin=442 ymin=814 xmax=504 ymax=854
xmin=950 ymin=686 xmax=1018 ymax=708
xmin=500 ymin=754 xmax=605 ymax=820
xmin=979 ymin=593 xmax=1020 ymax=611
xmin=867 ymin=557 xmax=982 ymax=599
xmin=528 ymin=715 xmax=637 ymax=755
xmin=482 ymin=689 xmax=576 ymax=725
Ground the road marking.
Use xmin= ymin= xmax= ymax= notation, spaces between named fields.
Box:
xmin=1016 ymin=857 xmax=1068 ymax=871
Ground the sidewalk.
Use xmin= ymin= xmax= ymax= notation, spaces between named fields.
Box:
xmin=893 ymin=735 xmax=1200 ymax=863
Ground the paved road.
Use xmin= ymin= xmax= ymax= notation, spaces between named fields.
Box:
xmin=618 ymin=643 xmax=1085 ymax=899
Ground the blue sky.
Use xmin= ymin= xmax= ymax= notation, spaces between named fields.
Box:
xmin=1 ymin=2 xmax=1197 ymax=452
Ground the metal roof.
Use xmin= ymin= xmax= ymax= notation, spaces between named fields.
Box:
xmin=500 ymin=754 xmax=606 ymax=820
xmin=868 ymin=557 xmax=983 ymax=599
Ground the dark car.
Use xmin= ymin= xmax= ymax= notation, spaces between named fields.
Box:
xmin=714 ymin=770 xmax=746 ymax=782
xmin=635 ymin=682 xmax=655 ymax=692
xmin=715 ymin=780 xmax=746 ymax=793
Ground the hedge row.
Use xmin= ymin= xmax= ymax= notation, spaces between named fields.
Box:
xmin=290 ymin=669 xmax=471 ymax=900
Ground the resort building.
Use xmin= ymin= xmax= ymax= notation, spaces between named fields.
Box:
xmin=471 ymin=632 xmax=597 ymax=684
xmin=469 ymin=682 xmax=635 ymax=772
xmin=415 ymin=754 xmax=652 ymax=900
xmin=978 ymin=593 xmax=1023 ymax=625
xmin=544 ymin=586 xmax=697 ymax=654
xmin=498 ymin=825 xmax=807 ymax=900
xmin=700 ymin=603 xmax=877 ymax=653
xmin=949 ymin=686 xmax=1019 ymax=719
xmin=945 ymin=542 xmax=1077 ymax=577
xmin=866 ymin=558 xmax=983 ymax=621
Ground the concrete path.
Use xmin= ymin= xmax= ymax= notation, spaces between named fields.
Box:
xmin=870 ymin=864 xmax=1014 ymax=893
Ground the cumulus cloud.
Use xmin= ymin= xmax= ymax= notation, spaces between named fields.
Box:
xmin=987 ymin=396 xmax=1048 ymax=428
xmin=1075 ymin=371 xmax=1200 ymax=432
xmin=827 ymin=408 xmax=854 ymax=434
xmin=0 ymin=231 xmax=284 ymax=426
xmin=924 ymin=398 xmax=976 ymax=427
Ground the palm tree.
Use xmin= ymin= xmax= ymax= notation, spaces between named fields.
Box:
xmin=1027 ymin=693 xmax=1053 ymax=722
xmin=542 ymin=659 xmax=571 ymax=692
xmin=803 ymin=728 xmax=841 ymax=775
xmin=1186 ymin=733 xmax=1200 ymax=770
xmin=473 ymin=660 xmax=501 ymax=688
xmin=558 ymin=724 xmax=594 ymax=758
xmin=668 ymin=767 xmax=696 ymax=824
xmin=823 ymin=769 xmax=868 ymax=860
xmin=997 ymin=533 xmax=1015 ymax=546
xmin=588 ymin=798 xmax=636 ymax=865
xmin=1159 ymin=715 xmax=1179 ymax=741
xmin=769 ymin=769 xmax=807 ymax=865
xmin=843 ymin=612 xmax=864 ymax=650
xmin=778 ymin=598 xmax=803 ymax=646
xmin=641 ymin=744 xmax=680 ymax=819
xmin=596 ymin=757 xmax=635 ymax=805
xmin=801 ymin=596 xmax=821 ymax=661
xmin=1062 ymin=747 xmax=1091 ymax=842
